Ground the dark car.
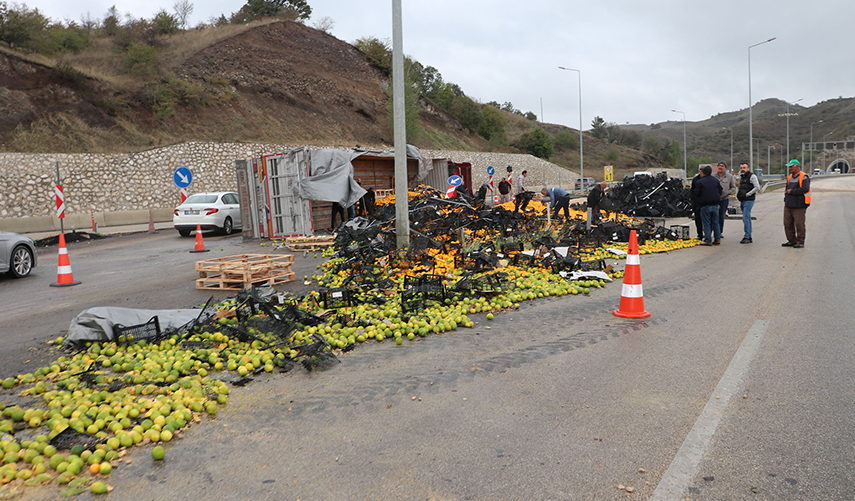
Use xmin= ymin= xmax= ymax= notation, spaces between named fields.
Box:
xmin=0 ymin=231 xmax=37 ymax=278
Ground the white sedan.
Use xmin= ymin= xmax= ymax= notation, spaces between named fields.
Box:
xmin=173 ymin=192 xmax=242 ymax=237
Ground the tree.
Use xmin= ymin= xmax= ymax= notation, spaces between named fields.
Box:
xmin=353 ymin=36 xmax=391 ymax=74
xmin=643 ymin=136 xmax=660 ymax=155
xmin=590 ymin=116 xmax=607 ymax=139
xmin=478 ymin=105 xmax=506 ymax=142
xmin=102 ymin=5 xmax=120 ymax=36
xmin=80 ymin=12 xmax=98 ymax=35
xmin=172 ymin=0 xmax=193 ymax=29
xmin=311 ymin=15 xmax=334 ymax=33
xmin=234 ymin=0 xmax=311 ymax=23
xmin=524 ymin=111 xmax=537 ymax=121
xmin=554 ymin=129 xmax=578 ymax=151
xmin=386 ymin=61 xmax=422 ymax=143
xmin=152 ymin=10 xmax=179 ymax=35
xmin=451 ymin=96 xmax=483 ymax=133
xmin=514 ymin=128 xmax=554 ymax=159
xmin=0 ymin=3 xmax=50 ymax=50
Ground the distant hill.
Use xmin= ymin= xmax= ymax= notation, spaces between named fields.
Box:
xmin=626 ymin=97 xmax=855 ymax=171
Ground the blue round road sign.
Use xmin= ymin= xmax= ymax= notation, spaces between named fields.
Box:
xmin=448 ymin=175 xmax=463 ymax=187
xmin=487 ymin=165 xmax=495 ymax=176
xmin=173 ymin=167 xmax=193 ymax=188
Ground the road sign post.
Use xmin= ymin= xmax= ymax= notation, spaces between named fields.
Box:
xmin=174 ymin=167 xmax=193 ymax=204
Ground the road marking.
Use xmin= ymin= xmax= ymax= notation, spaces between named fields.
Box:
xmin=651 ymin=319 xmax=769 ymax=501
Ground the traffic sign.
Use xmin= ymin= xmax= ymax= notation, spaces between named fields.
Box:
xmin=487 ymin=165 xmax=495 ymax=176
xmin=448 ymin=175 xmax=463 ymax=187
xmin=173 ymin=167 xmax=193 ymax=188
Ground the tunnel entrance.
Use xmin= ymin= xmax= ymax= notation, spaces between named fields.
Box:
xmin=826 ymin=159 xmax=851 ymax=174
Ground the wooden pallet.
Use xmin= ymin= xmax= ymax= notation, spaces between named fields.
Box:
xmin=285 ymin=235 xmax=336 ymax=251
xmin=195 ymin=254 xmax=296 ymax=290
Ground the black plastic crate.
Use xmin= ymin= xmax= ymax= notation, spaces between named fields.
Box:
xmin=670 ymin=225 xmax=691 ymax=240
xmin=319 ymin=287 xmax=352 ymax=309
xmin=115 ymin=316 xmax=160 ymax=344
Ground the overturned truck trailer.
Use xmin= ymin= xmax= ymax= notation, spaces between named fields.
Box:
xmin=237 ymin=146 xmax=451 ymax=239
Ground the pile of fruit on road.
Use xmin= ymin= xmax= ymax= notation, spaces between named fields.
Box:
xmin=0 ymin=185 xmax=698 ymax=497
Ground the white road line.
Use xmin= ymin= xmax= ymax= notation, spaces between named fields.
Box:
xmin=651 ymin=319 xmax=769 ymax=501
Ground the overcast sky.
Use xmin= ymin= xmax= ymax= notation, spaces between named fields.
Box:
xmin=24 ymin=0 xmax=855 ymax=131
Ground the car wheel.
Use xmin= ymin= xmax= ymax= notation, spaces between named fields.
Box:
xmin=222 ymin=217 xmax=233 ymax=235
xmin=178 ymin=229 xmax=191 ymax=237
xmin=8 ymin=245 xmax=33 ymax=278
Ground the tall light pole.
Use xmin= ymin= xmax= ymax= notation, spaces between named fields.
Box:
xmin=748 ymin=37 xmax=776 ymax=173
xmin=823 ymin=131 xmax=834 ymax=172
xmin=672 ymin=109 xmax=687 ymax=179
xmin=779 ymin=98 xmax=802 ymax=160
xmin=558 ymin=67 xmax=583 ymax=190
xmin=391 ymin=0 xmax=409 ymax=249
xmin=809 ymin=120 xmax=823 ymax=173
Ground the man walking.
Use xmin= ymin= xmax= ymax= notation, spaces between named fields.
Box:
xmin=586 ymin=181 xmax=608 ymax=223
xmin=541 ymin=187 xmax=571 ymax=221
xmin=782 ymin=159 xmax=811 ymax=248
xmin=692 ymin=165 xmax=722 ymax=245
xmin=736 ymin=162 xmax=760 ymax=243
xmin=714 ymin=161 xmax=736 ymax=234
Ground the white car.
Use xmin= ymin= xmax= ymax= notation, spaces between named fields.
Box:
xmin=173 ymin=192 xmax=242 ymax=237
xmin=0 ymin=231 xmax=37 ymax=278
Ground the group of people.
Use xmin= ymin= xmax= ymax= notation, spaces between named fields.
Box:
xmin=691 ymin=159 xmax=811 ymax=247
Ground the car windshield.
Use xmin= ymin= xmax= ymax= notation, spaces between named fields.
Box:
xmin=184 ymin=194 xmax=219 ymax=204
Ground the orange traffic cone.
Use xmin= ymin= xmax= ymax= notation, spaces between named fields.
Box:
xmin=189 ymin=224 xmax=209 ymax=253
xmin=147 ymin=212 xmax=157 ymax=233
xmin=50 ymin=233 xmax=81 ymax=287
xmin=613 ymin=230 xmax=650 ymax=318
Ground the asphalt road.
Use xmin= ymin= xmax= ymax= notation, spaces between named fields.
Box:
xmin=1 ymin=175 xmax=853 ymax=500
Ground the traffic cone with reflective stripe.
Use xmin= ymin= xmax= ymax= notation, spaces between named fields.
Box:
xmin=50 ymin=233 xmax=81 ymax=287
xmin=613 ymin=230 xmax=650 ymax=318
xmin=147 ymin=212 xmax=157 ymax=233
xmin=189 ymin=224 xmax=209 ymax=253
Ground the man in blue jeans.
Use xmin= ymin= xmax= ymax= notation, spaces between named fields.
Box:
xmin=714 ymin=161 xmax=736 ymax=235
xmin=692 ymin=165 xmax=723 ymax=245
xmin=736 ymin=162 xmax=760 ymax=243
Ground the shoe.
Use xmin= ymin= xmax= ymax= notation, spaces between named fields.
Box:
xmin=712 ymin=240 xmax=721 ymax=245
xmin=781 ymin=242 xmax=795 ymax=247
xmin=700 ymin=242 xmax=713 ymax=246
xmin=793 ymin=244 xmax=804 ymax=248
xmin=740 ymin=238 xmax=752 ymax=244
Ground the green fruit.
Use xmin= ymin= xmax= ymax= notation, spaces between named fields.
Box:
xmin=151 ymin=446 xmax=165 ymax=460
xmin=91 ymin=481 xmax=109 ymax=494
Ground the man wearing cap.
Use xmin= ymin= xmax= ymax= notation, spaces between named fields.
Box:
xmin=714 ymin=161 xmax=736 ymax=235
xmin=736 ymin=162 xmax=760 ymax=243
xmin=782 ymin=159 xmax=811 ymax=248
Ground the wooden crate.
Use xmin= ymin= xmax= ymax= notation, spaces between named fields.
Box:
xmin=285 ymin=235 xmax=336 ymax=251
xmin=374 ymin=189 xmax=394 ymax=199
xmin=195 ymin=254 xmax=295 ymax=290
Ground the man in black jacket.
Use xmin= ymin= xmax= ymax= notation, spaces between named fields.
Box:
xmin=689 ymin=168 xmax=703 ymax=239
xmin=782 ymin=159 xmax=811 ymax=248
xmin=691 ymin=165 xmax=723 ymax=245
xmin=586 ymin=181 xmax=607 ymax=223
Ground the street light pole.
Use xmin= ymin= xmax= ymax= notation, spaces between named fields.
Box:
xmin=558 ymin=67 xmax=583 ymax=190
xmin=723 ymin=127 xmax=733 ymax=168
xmin=810 ymin=120 xmax=823 ymax=173
xmin=672 ymin=109 xmax=687 ymax=179
xmin=779 ymin=98 xmax=802 ymax=161
xmin=748 ymin=37 xmax=776 ymax=173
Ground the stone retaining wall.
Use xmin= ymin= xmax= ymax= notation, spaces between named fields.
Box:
xmin=0 ymin=142 xmax=586 ymax=233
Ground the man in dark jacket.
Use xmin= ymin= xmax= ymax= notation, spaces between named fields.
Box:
xmin=782 ymin=159 xmax=811 ymax=248
xmin=689 ymin=168 xmax=703 ymax=239
xmin=691 ymin=165 xmax=723 ymax=245
xmin=586 ymin=181 xmax=607 ymax=223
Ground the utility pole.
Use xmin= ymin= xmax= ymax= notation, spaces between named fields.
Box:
xmin=391 ymin=0 xmax=409 ymax=250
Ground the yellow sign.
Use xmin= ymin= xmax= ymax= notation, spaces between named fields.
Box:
xmin=604 ymin=165 xmax=613 ymax=182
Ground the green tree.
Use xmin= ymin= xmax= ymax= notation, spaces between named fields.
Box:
xmin=514 ymin=128 xmax=554 ymax=159
xmin=450 ymin=96 xmax=482 ymax=133
xmin=353 ymin=36 xmax=391 ymax=74
xmin=233 ymin=0 xmax=311 ymax=22
xmin=478 ymin=105 xmax=506 ymax=142
xmin=524 ymin=111 xmax=537 ymax=121
xmin=604 ymin=147 xmax=619 ymax=162
xmin=123 ymin=43 xmax=159 ymax=79
xmin=590 ymin=116 xmax=607 ymax=139
xmin=152 ymin=10 xmax=179 ymax=35
xmin=643 ymin=136 xmax=660 ymax=155
xmin=102 ymin=6 xmax=120 ymax=36
xmin=0 ymin=3 xmax=50 ymax=50
xmin=554 ymin=129 xmax=578 ymax=151
xmin=49 ymin=23 xmax=89 ymax=54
